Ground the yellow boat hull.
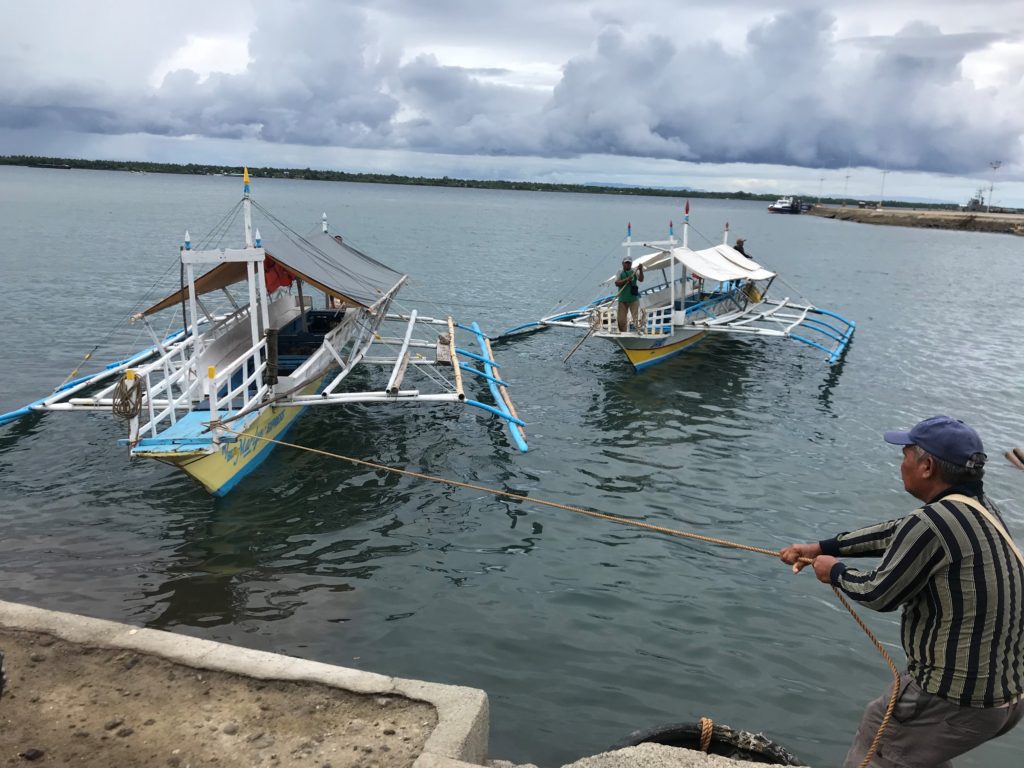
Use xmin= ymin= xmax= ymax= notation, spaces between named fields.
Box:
xmin=616 ymin=330 xmax=708 ymax=370
xmin=142 ymin=377 xmax=326 ymax=496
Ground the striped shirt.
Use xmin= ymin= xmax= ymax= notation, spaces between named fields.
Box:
xmin=820 ymin=483 xmax=1024 ymax=707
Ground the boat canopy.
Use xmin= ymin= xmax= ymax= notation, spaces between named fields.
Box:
xmin=678 ymin=245 xmax=776 ymax=282
xmin=141 ymin=230 xmax=406 ymax=316
xmin=614 ymin=244 xmax=776 ymax=283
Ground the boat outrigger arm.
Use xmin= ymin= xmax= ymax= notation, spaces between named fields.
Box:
xmin=494 ymin=219 xmax=855 ymax=369
xmin=0 ymin=170 xmax=527 ymax=495
xmin=254 ymin=313 xmax=528 ymax=453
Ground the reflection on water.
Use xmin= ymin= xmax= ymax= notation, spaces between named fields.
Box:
xmin=816 ymin=346 xmax=851 ymax=413
xmin=587 ymin=336 xmax=762 ymax=438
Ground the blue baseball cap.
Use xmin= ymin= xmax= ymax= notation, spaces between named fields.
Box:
xmin=884 ymin=415 xmax=986 ymax=468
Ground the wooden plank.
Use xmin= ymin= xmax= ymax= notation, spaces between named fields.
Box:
xmin=446 ymin=317 xmax=464 ymax=401
xmin=436 ymin=337 xmax=452 ymax=365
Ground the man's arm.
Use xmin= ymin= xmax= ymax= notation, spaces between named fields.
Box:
xmin=780 ymin=517 xmax=902 ymax=571
xmin=819 ymin=515 xmax=947 ymax=611
xmin=823 ymin=517 xmax=906 ymax=558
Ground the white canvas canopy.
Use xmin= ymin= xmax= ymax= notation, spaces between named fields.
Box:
xmin=612 ymin=244 xmax=775 ymax=282
xmin=678 ymin=245 xmax=776 ymax=282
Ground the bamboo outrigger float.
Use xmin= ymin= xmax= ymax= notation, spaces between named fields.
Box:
xmin=496 ymin=203 xmax=855 ymax=371
xmin=0 ymin=170 xmax=527 ymax=495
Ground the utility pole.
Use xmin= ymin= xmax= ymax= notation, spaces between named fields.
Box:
xmin=817 ymin=175 xmax=825 ymax=206
xmin=878 ymin=170 xmax=890 ymax=210
xmin=987 ymin=161 xmax=1002 ymax=213
xmin=842 ymin=173 xmax=850 ymax=207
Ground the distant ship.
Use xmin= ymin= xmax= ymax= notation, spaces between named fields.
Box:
xmin=767 ymin=196 xmax=801 ymax=214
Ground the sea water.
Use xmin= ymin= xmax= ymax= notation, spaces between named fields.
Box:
xmin=1 ymin=165 xmax=1023 ymax=766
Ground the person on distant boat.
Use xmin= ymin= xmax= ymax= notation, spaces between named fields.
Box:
xmin=734 ymin=238 xmax=751 ymax=258
xmin=615 ymin=257 xmax=644 ymax=333
xmin=780 ymin=416 xmax=1024 ymax=767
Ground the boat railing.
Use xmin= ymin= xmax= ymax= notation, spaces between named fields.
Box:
xmin=208 ymin=339 xmax=270 ymax=425
xmin=592 ymin=305 xmax=619 ymax=333
xmin=641 ymin=303 xmax=674 ymax=335
xmin=137 ymin=355 xmax=201 ymax=438
xmin=134 ymin=334 xmax=268 ymax=439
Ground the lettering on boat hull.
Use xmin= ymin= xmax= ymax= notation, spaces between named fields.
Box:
xmin=156 ymin=376 xmax=326 ymax=495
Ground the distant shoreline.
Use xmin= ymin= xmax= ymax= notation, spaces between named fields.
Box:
xmin=0 ymin=154 xmax=971 ymax=211
xmin=806 ymin=204 xmax=1024 ymax=236
xmin=0 ymin=154 xmax=758 ymax=201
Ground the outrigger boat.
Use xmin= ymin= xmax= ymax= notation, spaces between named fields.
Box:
xmin=0 ymin=170 xmax=527 ymax=495
xmin=495 ymin=204 xmax=854 ymax=371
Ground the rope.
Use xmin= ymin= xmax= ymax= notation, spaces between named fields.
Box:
xmin=831 ymin=588 xmax=900 ymax=767
xmin=111 ymin=374 xmax=144 ymax=420
xmin=218 ymin=426 xmax=899 ymax=767
xmin=56 ymin=346 xmax=100 ymax=390
xmin=699 ymin=717 xmax=713 ymax=752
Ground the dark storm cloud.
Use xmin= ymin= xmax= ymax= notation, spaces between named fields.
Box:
xmin=0 ymin=4 xmax=1019 ymax=174
xmin=539 ymin=12 xmax=1022 ymax=173
xmin=391 ymin=54 xmax=547 ymax=155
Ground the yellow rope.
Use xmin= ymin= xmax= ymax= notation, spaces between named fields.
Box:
xmin=55 ymin=346 xmax=99 ymax=391
xmin=220 ymin=426 xmax=898 ymax=767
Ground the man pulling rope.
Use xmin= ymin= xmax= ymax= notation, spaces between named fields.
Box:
xmin=781 ymin=416 xmax=1024 ymax=767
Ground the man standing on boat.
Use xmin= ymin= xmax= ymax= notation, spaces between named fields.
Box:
xmin=734 ymin=238 xmax=751 ymax=258
xmin=780 ymin=415 xmax=1024 ymax=767
xmin=615 ymin=257 xmax=644 ymax=333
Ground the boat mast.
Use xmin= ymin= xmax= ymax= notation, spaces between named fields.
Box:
xmin=183 ymin=230 xmax=204 ymax=360
xmin=683 ymin=201 xmax=690 ymax=249
xmin=668 ymin=218 xmax=676 ymax=322
xmin=675 ymin=199 xmax=692 ymax=325
xmin=241 ymin=169 xmax=262 ymax=352
xmin=242 ymin=168 xmax=271 ymax=342
xmin=254 ymin=226 xmax=271 ymax=334
xmin=243 ymin=168 xmax=254 ymax=248
xmin=677 ymin=201 xmax=690 ymax=327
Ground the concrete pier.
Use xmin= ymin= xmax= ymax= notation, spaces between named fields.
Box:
xmin=0 ymin=600 xmax=770 ymax=767
xmin=0 ymin=600 xmax=487 ymax=768
xmin=806 ymin=205 xmax=1024 ymax=236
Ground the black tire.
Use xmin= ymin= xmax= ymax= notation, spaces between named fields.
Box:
xmin=608 ymin=721 xmax=804 ymax=765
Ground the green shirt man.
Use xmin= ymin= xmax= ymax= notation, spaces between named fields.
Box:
xmin=615 ymin=258 xmax=644 ymax=332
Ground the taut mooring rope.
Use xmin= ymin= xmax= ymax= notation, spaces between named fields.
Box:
xmin=218 ymin=426 xmax=899 ymax=767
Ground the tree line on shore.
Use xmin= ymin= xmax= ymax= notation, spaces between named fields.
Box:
xmin=0 ymin=154 xmax=961 ymax=210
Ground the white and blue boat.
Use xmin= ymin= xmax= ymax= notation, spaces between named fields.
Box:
xmin=0 ymin=170 xmax=527 ymax=494
xmin=496 ymin=204 xmax=855 ymax=371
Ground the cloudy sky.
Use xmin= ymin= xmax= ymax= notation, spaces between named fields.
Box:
xmin=3 ymin=0 xmax=1023 ymax=205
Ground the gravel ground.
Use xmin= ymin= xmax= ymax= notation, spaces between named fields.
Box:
xmin=0 ymin=628 xmax=437 ymax=767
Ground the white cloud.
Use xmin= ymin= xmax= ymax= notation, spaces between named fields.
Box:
xmin=151 ymin=35 xmax=251 ymax=87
